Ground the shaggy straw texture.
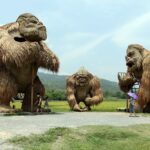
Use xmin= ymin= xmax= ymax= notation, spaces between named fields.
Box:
xmin=38 ymin=42 xmax=59 ymax=72
xmin=0 ymin=14 xmax=59 ymax=112
xmin=0 ymin=22 xmax=40 ymax=67
xmin=66 ymin=69 xmax=103 ymax=111
xmin=89 ymin=76 xmax=103 ymax=105
xmin=119 ymin=44 xmax=150 ymax=112
xmin=138 ymin=55 xmax=150 ymax=109
xmin=118 ymin=73 xmax=136 ymax=92
xmin=0 ymin=71 xmax=18 ymax=105
xmin=0 ymin=22 xmax=59 ymax=71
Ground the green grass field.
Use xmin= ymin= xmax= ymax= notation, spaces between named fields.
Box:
xmin=11 ymin=98 xmax=126 ymax=112
xmin=10 ymin=124 xmax=150 ymax=150
xmin=50 ymin=100 xmax=125 ymax=112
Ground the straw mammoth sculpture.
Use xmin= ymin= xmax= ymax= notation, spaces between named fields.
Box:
xmin=118 ymin=44 xmax=150 ymax=112
xmin=0 ymin=13 xmax=59 ymax=112
xmin=66 ymin=68 xmax=103 ymax=111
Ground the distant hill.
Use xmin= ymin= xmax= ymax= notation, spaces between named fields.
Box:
xmin=38 ymin=72 xmax=121 ymax=93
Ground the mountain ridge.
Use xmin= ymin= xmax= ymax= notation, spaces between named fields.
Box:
xmin=38 ymin=72 xmax=121 ymax=93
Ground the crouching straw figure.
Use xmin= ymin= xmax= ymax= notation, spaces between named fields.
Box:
xmin=66 ymin=68 xmax=103 ymax=111
xmin=0 ymin=13 xmax=59 ymax=112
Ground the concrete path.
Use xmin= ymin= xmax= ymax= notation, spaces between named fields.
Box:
xmin=0 ymin=112 xmax=150 ymax=149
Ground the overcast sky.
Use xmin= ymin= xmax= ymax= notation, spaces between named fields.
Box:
xmin=1 ymin=0 xmax=150 ymax=81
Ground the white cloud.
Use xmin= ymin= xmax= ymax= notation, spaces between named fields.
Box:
xmin=113 ymin=11 xmax=150 ymax=48
xmin=60 ymin=32 xmax=113 ymax=63
xmin=62 ymin=32 xmax=96 ymax=42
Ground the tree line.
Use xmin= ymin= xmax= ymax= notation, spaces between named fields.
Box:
xmin=45 ymin=89 xmax=126 ymax=101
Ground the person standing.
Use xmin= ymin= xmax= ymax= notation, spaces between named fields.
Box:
xmin=34 ymin=93 xmax=42 ymax=112
xmin=127 ymin=92 xmax=138 ymax=117
xmin=44 ymin=99 xmax=49 ymax=109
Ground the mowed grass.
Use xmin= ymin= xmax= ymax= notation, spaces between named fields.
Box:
xmin=11 ymin=98 xmax=125 ymax=112
xmin=10 ymin=124 xmax=150 ymax=150
xmin=50 ymin=99 xmax=125 ymax=112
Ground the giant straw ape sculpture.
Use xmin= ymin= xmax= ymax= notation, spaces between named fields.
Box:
xmin=118 ymin=44 xmax=150 ymax=112
xmin=66 ymin=68 xmax=103 ymax=111
xmin=0 ymin=13 xmax=59 ymax=112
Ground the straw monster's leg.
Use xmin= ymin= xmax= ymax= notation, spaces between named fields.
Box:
xmin=0 ymin=71 xmax=18 ymax=112
xmin=22 ymin=76 xmax=45 ymax=112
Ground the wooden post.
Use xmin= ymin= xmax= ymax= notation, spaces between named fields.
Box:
xmin=126 ymin=94 xmax=129 ymax=112
xmin=31 ymin=66 xmax=34 ymax=112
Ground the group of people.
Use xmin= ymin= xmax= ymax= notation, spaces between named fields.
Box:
xmin=34 ymin=94 xmax=50 ymax=112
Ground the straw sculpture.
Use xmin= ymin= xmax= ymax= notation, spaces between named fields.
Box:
xmin=118 ymin=44 xmax=150 ymax=112
xmin=0 ymin=13 xmax=59 ymax=112
xmin=66 ymin=67 xmax=103 ymax=111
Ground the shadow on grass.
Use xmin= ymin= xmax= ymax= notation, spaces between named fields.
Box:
xmin=1 ymin=111 xmax=64 ymax=117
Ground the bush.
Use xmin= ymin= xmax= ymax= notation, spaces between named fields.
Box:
xmin=104 ymin=91 xmax=126 ymax=99
xmin=45 ymin=89 xmax=66 ymax=101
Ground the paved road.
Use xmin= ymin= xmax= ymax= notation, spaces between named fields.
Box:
xmin=0 ymin=112 xmax=150 ymax=149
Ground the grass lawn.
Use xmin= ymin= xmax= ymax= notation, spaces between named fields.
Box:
xmin=50 ymin=99 xmax=125 ymax=112
xmin=10 ymin=124 xmax=150 ymax=150
xmin=11 ymin=98 xmax=126 ymax=112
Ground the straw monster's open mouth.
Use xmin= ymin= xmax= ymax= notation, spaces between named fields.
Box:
xmin=126 ymin=61 xmax=134 ymax=68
